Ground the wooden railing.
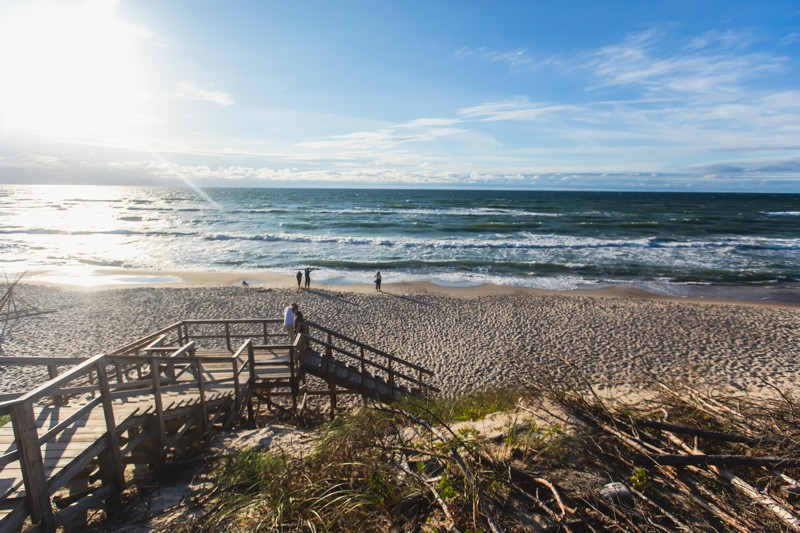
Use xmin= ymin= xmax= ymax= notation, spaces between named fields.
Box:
xmin=0 ymin=341 xmax=255 ymax=532
xmin=0 ymin=317 xmax=437 ymax=531
xmin=302 ymin=320 xmax=439 ymax=395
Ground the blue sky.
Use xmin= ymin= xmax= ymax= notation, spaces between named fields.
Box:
xmin=0 ymin=1 xmax=799 ymax=192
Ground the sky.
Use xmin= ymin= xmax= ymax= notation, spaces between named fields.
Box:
xmin=0 ymin=1 xmax=799 ymax=192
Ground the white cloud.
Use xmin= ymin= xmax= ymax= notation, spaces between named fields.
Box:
xmin=782 ymin=33 xmax=800 ymax=46
xmin=455 ymin=46 xmax=539 ymax=71
xmin=172 ymin=81 xmax=235 ymax=106
xmin=458 ymin=99 xmax=575 ymax=122
xmin=584 ymin=29 xmax=787 ymax=96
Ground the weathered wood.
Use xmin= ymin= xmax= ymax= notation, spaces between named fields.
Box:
xmin=637 ymin=419 xmax=761 ymax=444
xmin=637 ymin=453 xmax=800 ymax=468
xmin=1 ymin=316 xmax=435 ymax=531
xmin=247 ymin=343 xmax=256 ymax=424
xmin=196 ymin=359 xmax=208 ymax=433
xmin=149 ymin=358 xmax=167 ymax=456
xmin=38 ymin=397 xmax=103 ymax=444
xmin=10 ymin=400 xmax=55 ymax=530
xmin=95 ymin=362 xmax=124 ymax=499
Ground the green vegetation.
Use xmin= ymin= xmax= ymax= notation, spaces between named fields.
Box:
xmin=629 ymin=466 xmax=650 ymax=490
xmin=0 ymin=415 xmax=9 ymax=427
xmin=166 ymin=383 xmax=798 ymax=532
xmin=399 ymin=387 xmax=520 ymax=423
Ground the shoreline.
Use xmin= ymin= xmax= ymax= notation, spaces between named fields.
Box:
xmin=16 ymin=267 xmax=800 ymax=309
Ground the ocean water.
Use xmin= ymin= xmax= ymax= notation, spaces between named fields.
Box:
xmin=1 ymin=185 xmax=799 ymax=302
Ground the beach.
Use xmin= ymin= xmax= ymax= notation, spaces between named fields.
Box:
xmin=2 ymin=271 xmax=798 ymax=399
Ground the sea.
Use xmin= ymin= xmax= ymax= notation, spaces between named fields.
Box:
xmin=1 ymin=185 xmax=799 ymax=303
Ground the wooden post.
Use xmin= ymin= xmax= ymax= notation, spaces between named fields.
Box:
xmin=290 ymin=346 xmax=298 ymax=416
xmin=196 ymin=359 xmax=208 ymax=433
xmin=360 ymin=347 xmax=367 ymax=404
xmin=262 ymin=320 xmax=268 ymax=344
xmin=387 ymin=358 xmax=395 ymax=393
xmin=114 ymin=361 xmax=124 ymax=385
xmin=247 ymin=343 xmax=256 ymax=424
xmin=11 ymin=399 xmax=56 ymax=531
xmin=96 ymin=360 xmax=125 ymax=500
xmin=150 ymin=358 xmax=167 ymax=455
xmin=178 ymin=322 xmax=187 ymax=345
xmin=329 ymin=381 xmax=337 ymax=419
xmin=232 ymin=352 xmax=241 ymax=413
xmin=47 ymin=365 xmax=63 ymax=408
xmin=225 ymin=322 xmax=232 ymax=352
xmin=326 ymin=332 xmax=333 ymax=358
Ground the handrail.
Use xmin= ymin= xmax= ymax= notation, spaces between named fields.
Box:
xmin=302 ymin=321 xmax=436 ymax=393
xmin=181 ymin=318 xmax=283 ymax=324
xmin=0 ymin=316 xmax=436 ymax=532
xmin=0 ymin=357 xmax=89 ymax=366
xmin=14 ymin=353 xmax=105 ymax=405
xmin=108 ymin=322 xmax=183 ymax=356
xmin=306 ymin=320 xmax=433 ymax=375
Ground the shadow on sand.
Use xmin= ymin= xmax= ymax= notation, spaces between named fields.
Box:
xmin=374 ymin=289 xmax=433 ymax=307
xmin=302 ymin=288 xmax=359 ymax=306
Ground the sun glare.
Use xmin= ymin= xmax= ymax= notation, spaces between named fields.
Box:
xmin=0 ymin=1 xmax=147 ymax=138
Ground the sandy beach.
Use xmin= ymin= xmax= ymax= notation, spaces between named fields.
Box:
xmin=1 ymin=270 xmax=799 ymax=398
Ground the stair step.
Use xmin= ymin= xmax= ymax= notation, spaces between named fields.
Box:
xmin=302 ymin=350 xmax=428 ymax=402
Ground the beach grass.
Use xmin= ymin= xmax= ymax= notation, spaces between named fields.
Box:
xmin=0 ymin=415 xmax=8 ymax=428
xmin=169 ymin=382 xmax=799 ymax=532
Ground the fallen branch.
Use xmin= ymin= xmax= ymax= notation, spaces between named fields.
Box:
xmin=378 ymin=407 xmax=503 ymax=533
xmin=635 ymin=453 xmax=800 ymax=469
xmin=660 ymin=423 xmax=800 ymax=532
xmin=637 ymin=419 xmax=762 ymax=444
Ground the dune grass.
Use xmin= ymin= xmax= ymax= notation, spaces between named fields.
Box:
xmin=163 ymin=382 xmax=799 ymax=532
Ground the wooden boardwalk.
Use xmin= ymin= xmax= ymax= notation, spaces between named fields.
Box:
xmin=0 ymin=318 xmax=436 ymax=532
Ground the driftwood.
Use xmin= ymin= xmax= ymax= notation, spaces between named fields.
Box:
xmin=381 ymin=407 xmax=503 ymax=533
xmin=637 ymin=453 xmax=800 ymax=468
xmin=637 ymin=419 xmax=762 ymax=444
xmin=657 ymin=418 xmax=800 ymax=532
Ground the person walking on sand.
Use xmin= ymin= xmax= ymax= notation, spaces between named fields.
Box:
xmin=284 ymin=303 xmax=296 ymax=341
xmin=374 ymin=271 xmax=382 ymax=291
xmin=296 ymin=270 xmax=302 ymax=288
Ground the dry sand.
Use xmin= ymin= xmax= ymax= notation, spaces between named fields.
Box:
xmin=1 ymin=270 xmax=798 ymax=398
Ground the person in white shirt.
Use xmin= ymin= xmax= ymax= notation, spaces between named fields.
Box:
xmin=284 ymin=303 xmax=297 ymax=340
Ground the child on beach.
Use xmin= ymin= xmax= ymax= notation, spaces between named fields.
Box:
xmin=374 ymin=271 xmax=382 ymax=291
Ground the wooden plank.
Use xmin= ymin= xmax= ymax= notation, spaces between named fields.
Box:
xmin=47 ymin=437 xmax=107 ymax=496
xmin=10 ymin=399 xmax=55 ymax=530
xmin=150 ymin=359 xmax=167 ymax=453
xmin=96 ymin=361 xmax=124 ymax=496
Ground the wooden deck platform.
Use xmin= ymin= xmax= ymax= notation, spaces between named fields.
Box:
xmin=0 ymin=318 xmax=437 ymax=532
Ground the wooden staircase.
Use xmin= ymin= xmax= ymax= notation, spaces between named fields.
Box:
xmin=0 ymin=318 xmax=437 ymax=533
xmin=304 ymin=352 xmax=413 ymax=403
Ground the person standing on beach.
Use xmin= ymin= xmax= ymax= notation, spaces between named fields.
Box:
xmin=374 ymin=271 xmax=382 ymax=291
xmin=304 ymin=267 xmax=315 ymax=289
xmin=293 ymin=304 xmax=307 ymax=350
xmin=296 ymin=271 xmax=302 ymax=288
xmin=284 ymin=303 xmax=296 ymax=341
xmin=293 ymin=304 xmax=305 ymax=336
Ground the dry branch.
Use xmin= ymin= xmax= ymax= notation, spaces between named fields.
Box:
xmin=637 ymin=419 xmax=762 ymax=444
xmin=636 ymin=453 xmax=800 ymax=468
